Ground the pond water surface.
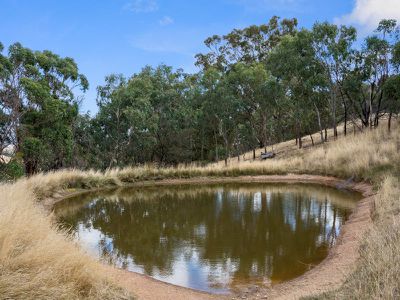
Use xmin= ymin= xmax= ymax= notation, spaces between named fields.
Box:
xmin=55 ymin=182 xmax=361 ymax=294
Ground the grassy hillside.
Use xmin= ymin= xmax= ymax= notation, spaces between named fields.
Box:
xmin=0 ymin=120 xmax=399 ymax=299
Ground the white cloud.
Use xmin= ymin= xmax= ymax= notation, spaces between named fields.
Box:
xmin=159 ymin=16 xmax=174 ymax=26
xmin=124 ymin=0 xmax=158 ymax=13
xmin=335 ymin=0 xmax=400 ymax=33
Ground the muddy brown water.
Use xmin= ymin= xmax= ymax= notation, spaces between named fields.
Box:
xmin=55 ymin=182 xmax=362 ymax=294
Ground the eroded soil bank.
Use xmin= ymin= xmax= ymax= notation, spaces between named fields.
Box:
xmin=46 ymin=175 xmax=374 ymax=300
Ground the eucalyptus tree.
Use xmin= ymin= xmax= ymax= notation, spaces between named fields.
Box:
xmin=268 ymin=29 xmax=324 ymax=148
xmin=311 ymin=22 xmax=357 ymax=137
xmin=195 ymin=16 xmax=298 ymax=71
xmin=370 ymin=19 xmax=399 ymax=126
xmin=385 ymin=35 xmax=400 ymax=130
xmin=95 ymin=65 xmax=199 ymax=167
xmin=95 ymin=70 xmax=161 ymax=167
xmin=225 ymin=63 xmax=263 ymax=156
xmin=0 ymin=42 xmax=13 ymax=156
xmin=71 ymin=113 xmax=99 ymax=169
xmin=195 ymin=16 xmax=298 ymax=156
xmin=226 ymin=62 xmax=286 ymax=154
xmin=0 ymin=42 xmax=88 ymax=174
xmin=343 ymin=20 xmax=399 ymax=128
xmin=142 ymin=65 xmax=197 ymax=164
xmin=95 ymin=74 xmax=132 ymax=168
xmin=200 ymin=67 xmax=242 ymax=165
xmin=383 ymin=75 xmax=400 ymax=131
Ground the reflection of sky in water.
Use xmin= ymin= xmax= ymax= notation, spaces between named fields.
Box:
xmin=281 ymin=192 xmax=343 ymax=241
xmin=76 ymin=223 xmax=235 ymax=293
xmin=61 ymin=184 xmax=358 ymax=294
xmin=253 ymin=192 xmax=262 ymax=213
xmin=77 ymin=223 xmax=113 ymax=256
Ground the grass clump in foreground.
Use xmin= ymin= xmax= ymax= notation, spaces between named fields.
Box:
xmin=341 ymin=176 xmax=400 ymax=299
xmin=0 ymin=180 xmax=132 ymax=300
xmin=306 ymin=176 xmax=400 ymax=300
xmin=0 ymin=121 xmax=400 ymax=299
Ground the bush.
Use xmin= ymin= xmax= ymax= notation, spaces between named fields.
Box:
xmin=0 ymin=156 xmax=25 ymax=182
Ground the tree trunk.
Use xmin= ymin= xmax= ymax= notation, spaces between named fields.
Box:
xmin=253 ymin=148 xmax=256 ymax=160
xmin=388 ymin=112 xmax=392 ymax=132
xmin=369 ymin=86 xmax=374 ymax=129
xmin=310 ymin=134 xmax=314 ymax=146
xmin=262 ymin=112 xmax=268 ymax=154
xmin=200 ymin=128 xmax=204 ymax=161
xmin=324 ymin=127 xmax=328 ymax=142
xmin=297 ymin=121 xmax=302 ymax=149
xmin=339 ymin=87 xmax=348 ymax=136
xmin=223 ymin=134 xmax=230 ymax=167
xmin=314 ymin=104 xmax=324 ymax=142
xmin=236 ymin=139 xmax=240 ymax=162
xmin=374 ymin=90 xmax=384 ymax=127
xmin=214 ymin=130 xmax=219 ymax=162
xmin=344 ymin=103 xmax=347 ymax=136
xmin=108 ymin=156 xmax=114 ymax=169
xmin=331 ymin=91 xmax=338 ymax=139
xmin=24 ymin=160 xmax=37 ymax=176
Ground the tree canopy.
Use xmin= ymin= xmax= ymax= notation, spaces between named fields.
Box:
xmin=1 ymin=17 xmax=399 ymax=175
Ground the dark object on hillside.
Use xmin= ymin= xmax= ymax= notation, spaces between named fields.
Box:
xmin=261 ymin=152 xmax=276 ymax=160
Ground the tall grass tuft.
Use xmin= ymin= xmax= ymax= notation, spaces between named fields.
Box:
xmin=0 ymin=180 xmax=132 ymax=299
xmin=313 ymin=177 xmax=400 ymax=299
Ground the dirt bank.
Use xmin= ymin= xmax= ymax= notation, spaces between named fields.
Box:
xmin=46 ymin=175 xmax=374 ymax=300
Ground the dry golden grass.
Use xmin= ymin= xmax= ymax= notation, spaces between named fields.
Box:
xmin=310 ymin=176 xmax=400 ymax=300
xmin=214 ymin=119 xmax=360 ymax=166
xmin=0 ymin=180 xmax=133 ymax=299
xmin=0 ymin=118 xmax=399 ymax=299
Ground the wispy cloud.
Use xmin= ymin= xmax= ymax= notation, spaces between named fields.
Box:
xmin=159 ymin=16 xmax=174 ymax=26
xmin=124 ymin=0 xmax=158 ymax=13
xmin=335 ymin=0 xmax=400 ymax=34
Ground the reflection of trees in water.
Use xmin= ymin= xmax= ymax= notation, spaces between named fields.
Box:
xmin=58 ymin=185 xmax=352 ymax=284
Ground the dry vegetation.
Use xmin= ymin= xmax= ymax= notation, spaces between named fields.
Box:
xmin=307 ymin=176 xmax=400 ymax=300
xmin=0 ymin=180 xmax=132 ymax=300
xmin=1 ymin=120 xmax=399 ymax=299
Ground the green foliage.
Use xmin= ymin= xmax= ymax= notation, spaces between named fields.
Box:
xmin=1 ymin=17 xmax=399 ymax=172
xmin=0 ymin=156 xmax=24 ymax=181
xmin=93 ymin=65 xmax=198 ymax=167
xmin=195 ymin=16 xmax=298 ymax=70
xmin=0 ymin=42 xmax=87 ymax=174
xmin=383 ymin=75 xmax=400 ymax=114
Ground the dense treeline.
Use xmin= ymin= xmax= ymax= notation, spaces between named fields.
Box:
xmin=1 ymin=17 xmax=400 ymax=175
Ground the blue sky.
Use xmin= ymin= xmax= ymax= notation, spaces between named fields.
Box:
xmin=1 ymin=0 xmax=400 ymax=114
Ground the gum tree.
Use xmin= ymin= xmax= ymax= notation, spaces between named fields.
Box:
xmin=311 ymin=22 xmax=357 ymax=137
xmin=0 ymin=42 xmax=88 ymax=174
xmin=268 ymin=30 xmax=324 ymax=148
